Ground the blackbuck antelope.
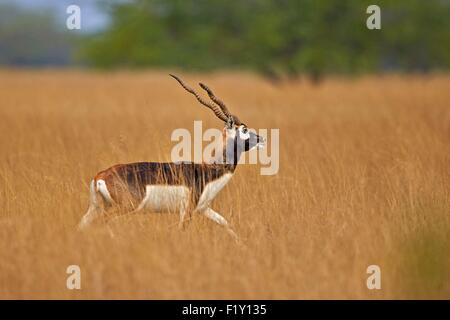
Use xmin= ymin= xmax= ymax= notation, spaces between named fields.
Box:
xmin=78 ymin=74 xmax=265 ymax=239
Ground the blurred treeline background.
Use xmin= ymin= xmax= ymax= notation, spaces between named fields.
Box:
xmin=0 ymin=0 xmax=449 ymax=80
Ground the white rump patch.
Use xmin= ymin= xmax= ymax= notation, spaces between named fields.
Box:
xmin=96 ymin=179 xmax=114 ymax=204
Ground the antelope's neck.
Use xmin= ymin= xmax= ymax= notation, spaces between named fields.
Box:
xmin=209 ymin=136 xmax=244 ymax=170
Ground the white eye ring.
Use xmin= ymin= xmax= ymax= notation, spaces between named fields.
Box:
xmin=240 ymin=128 xmax=250 ymax=139
xmin=242 ymin=127 xmax=248 ymax=134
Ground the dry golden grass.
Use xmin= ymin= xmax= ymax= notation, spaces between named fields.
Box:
xmin=0 ymin=70 xmax=449 ymax=299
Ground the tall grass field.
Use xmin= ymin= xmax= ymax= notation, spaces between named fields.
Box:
xmin=0 ymin=70 xmax=448 ymax=299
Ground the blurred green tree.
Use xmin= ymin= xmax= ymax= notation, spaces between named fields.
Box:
xmin=80 ymin=0 xmax=450 ymax=79
xmin=0 ymin=4 xmax=77 ymax=66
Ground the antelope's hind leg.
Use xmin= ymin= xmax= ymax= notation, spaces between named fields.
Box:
xmin=78 ymin=180 xmax=104 ymax=230
xmin=78 ymin=179 xmax=116 ymax=230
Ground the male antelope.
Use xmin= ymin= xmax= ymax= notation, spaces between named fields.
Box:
xmin=78 ymin=75 xmax=265 ymax=239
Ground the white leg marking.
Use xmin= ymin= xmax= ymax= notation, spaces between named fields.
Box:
xmin=178 ymin=194 xmax=191 ymax=229
xmin=178 ymin=208 xmax=188 ymax=229
xmin=202 ymin=207 xmax=238 ymax=240
xmin=196 ymin=173 xmax=233 ymax=212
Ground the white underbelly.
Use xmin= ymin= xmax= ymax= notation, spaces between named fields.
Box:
xmin=138 ymin=173 xmax=233 ymax=213
xmin=140 ymin=185 xmax=190 ymax=213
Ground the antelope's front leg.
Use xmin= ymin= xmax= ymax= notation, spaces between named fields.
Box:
xmin=178 ymin=209 xmax=188 ymax=229
xmin=202 ymin=207 xmax=238 ymax=241
xmin=178 ymin=194 xmax=192 ymax=230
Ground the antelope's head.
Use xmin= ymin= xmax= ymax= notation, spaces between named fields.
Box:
xmin=170 ymin=74 xmax=265 ymax=163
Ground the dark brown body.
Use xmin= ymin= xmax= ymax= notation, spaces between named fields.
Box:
xmin=95 ymin=162 xmax=236 ymax=208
